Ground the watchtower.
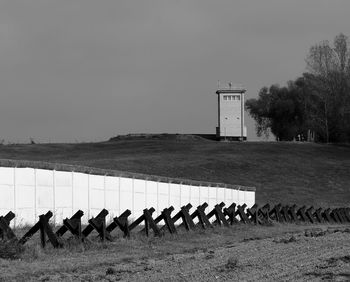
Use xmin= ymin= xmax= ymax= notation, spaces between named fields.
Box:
xmin=216 ymin=83 xmax=247 ymax=141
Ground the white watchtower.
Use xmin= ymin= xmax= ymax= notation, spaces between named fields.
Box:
xmin=216 ymin=83 xmax=247 ymax=141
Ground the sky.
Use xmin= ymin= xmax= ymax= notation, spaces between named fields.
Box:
xmin=0 ymin=0 xmax=349 ymax=143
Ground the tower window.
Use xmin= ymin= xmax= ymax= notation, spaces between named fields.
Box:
xmin=223 ymin=95 xmax=240 ymax=101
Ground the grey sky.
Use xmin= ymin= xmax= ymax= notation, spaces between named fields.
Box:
xmin=0 ymin=1 xmax=349 ymax=142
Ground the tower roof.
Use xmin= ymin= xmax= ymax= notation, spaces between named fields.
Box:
xmin=215 ymin=84 xmax=246 ymax=94
xmin=216 ymin=88 xmax=246 ymax=94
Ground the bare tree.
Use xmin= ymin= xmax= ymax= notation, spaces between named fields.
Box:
xmin=305 ymin=33 xmax=350 ymax=142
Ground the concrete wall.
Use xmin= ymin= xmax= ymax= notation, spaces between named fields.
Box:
xmin=0 ymin=166 xmax=255 ymax=227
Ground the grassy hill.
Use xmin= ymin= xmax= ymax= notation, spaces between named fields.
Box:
xmin=0 ymin=137 xmax=349 ymax=207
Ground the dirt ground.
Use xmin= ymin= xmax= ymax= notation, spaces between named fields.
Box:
xmin=0 ymin=223 xmax=349 ymax=281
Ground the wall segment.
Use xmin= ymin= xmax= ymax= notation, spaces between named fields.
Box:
xmin=0 ymin=163 xmax=255 ymax=226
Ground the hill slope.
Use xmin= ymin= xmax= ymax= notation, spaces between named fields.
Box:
xmin=0 ymin=140 xmax=349 ymax=207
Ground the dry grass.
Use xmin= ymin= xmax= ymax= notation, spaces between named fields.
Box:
xmin=0 ymin=240 xmax=25 ymax=260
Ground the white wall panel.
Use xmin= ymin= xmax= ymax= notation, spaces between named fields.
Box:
xmin=190 ymin=186 xmax=200 ymax=208
xmin=0 ymin=184 xmax=14 ymax=210
xmin=133 ymin=179 xmax=146 ymax=219
xmin=120 ymin=177 xmax=133 ymax=192
xmin=89 ymin=174 xmax=105 ymax=218
xmin=55 ymin=171 xmax=72 ymax=187
xmin=158 ymin=182 xmax=168 ymax=196
xmin=16 ymin=185 xmax=35 ymax=209
xmin=36 ymin=185 xmax=53 ymax=209
xmin=15 ymin=168 xmax=35 ymax=191
xmin=233 ymin=189 xmax=239 ymax=204
xmin=225 ymin=189 xmax=234 ymax=205
xmin=157 ymin=192 xmax=169 ymax=214
xmin=105 ymin=176 xmax=119 ymax=191
xmin=55 ymin=185 xmax=73 ymax=208
xmin=238 ymin=190 xmax=246 ymax=206
xmin=169 ymin=183 xmax=181 ymax=208
xmin=36 ymin=169 xmax=54 ymax=210
xmin=199 ymin=186 xmax=209 ymax=205
xmin=90 ymin=188 xmax=104 ymax=210
xmin=157 ymin=182 xmax=169 ymax=214
xmin=54 ymin=171 xmax=73 ymax=219
xmin=217 ymin=188 xmax=225 ymax=203
xmin=72 ymin=172 xmax=89 ymax=221
xmin=245 ymin=191 xmax=255 ymax=209
xmin=89 ymin=174 xmax=104 ymax=190
xmin=134 ymin=179 xmax=145 ymax=194
xmin=0 ymin=167 xmax=14 ymax=185
xmin=0 ymin=168 xmax=14 ymax=221
xmin=89 ymin=175 xmax=104 ymax=210
xmin=36 ymin=169 xmax=53 ymax=187
xmin=119 ymin=177 xmax=133 ymax=217
xmin=105 ymin=176 xmax=119 ymax=217
xmin=54 ymin=171 xmax=73 ymax=222
xmin=15 ymin=168 xmax=35 ymax=186
xmin=208 ymin=187 xmax=217 ymax=210
xmin=145 ymin=180 xmax=158 ymax=210
xmin=180 ymin=184 xmax=191 ymax=206
xmin=133 ymin=190 xmax=145 ymax=209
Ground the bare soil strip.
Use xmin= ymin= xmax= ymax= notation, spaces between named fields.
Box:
xmin=0 ymin=223 xmax=349 ymax=281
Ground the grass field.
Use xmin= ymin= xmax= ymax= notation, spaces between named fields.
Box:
xmin=0 ymin=137 xmax=349 ymax=207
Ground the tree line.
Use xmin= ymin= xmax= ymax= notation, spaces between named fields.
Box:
xmin=246 ymin=33 xmax=350 ymax=143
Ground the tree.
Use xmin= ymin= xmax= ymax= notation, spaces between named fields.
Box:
xmin=244 ymin=87 xmax=272 ymax=138
xmin=247 ymin=33 xmax=350 ymax=143
xmin=246 ymin=83 xmax=306 ymax=141
xmin=305 ymin=33 xmax=350 ymax=142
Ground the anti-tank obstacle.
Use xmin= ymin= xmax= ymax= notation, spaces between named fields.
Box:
xmin=0 ymin=203 xmax=349 ymax=249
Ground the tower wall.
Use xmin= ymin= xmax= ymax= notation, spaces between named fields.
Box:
xmin=216 ymin=87 xmax=247 ymax=140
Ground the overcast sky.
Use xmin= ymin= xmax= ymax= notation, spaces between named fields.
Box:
xmin=0 ymin=0 xmax=349 ymax=143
